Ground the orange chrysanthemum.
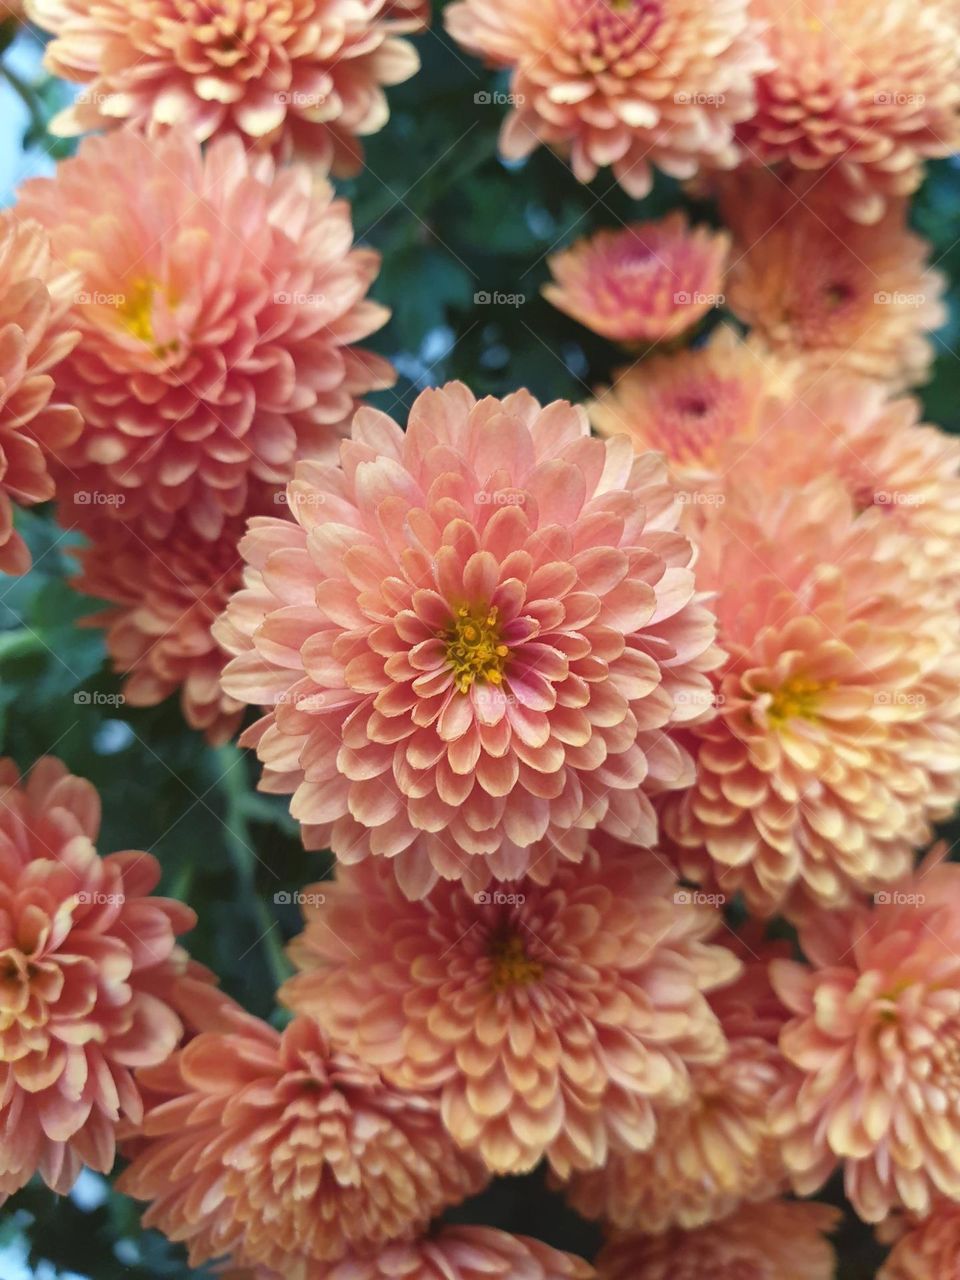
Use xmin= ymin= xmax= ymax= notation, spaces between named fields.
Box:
xmin=589 ymin=326 xmax=782 ymax=484
xmin=771 ymin=859 xmax=960 ymax=1222
xmin=221 ymin=1228 xmax=595 ymax=1280
xmin=543 ymin=214 xmax=729 ymax=346
xmin=444 ymin=0 xmax=768 ymax=197
xmin=878 ymin=1204 xmax=960 ymax=1280
xmin=118 ymin=1006 xmax=485 ymax=1274
xmin=595 ymin=1199 xmax=840 ymax=1280
xmin=281 ymin=845 xmax=738 ymax=1176
xmin=0 ymin=212 xmax=81 ymax=574
xmin=737 ymin=0 xmax=960 ymax=223
xmin=216 ymin=382 xmax=719 ymax=898
xmin=660 ymin=476 xmax=960 ymax=916
xmin=14 ymin=128 xmax=394 ymax=542
xmin=67 ymin=501 xmax=276 ymax=745
xmin=0 ymin=757 xmax=194 ymax=1202
xmin=27 ymin=0 xmax=420 ymax=174
xmin=565 ymin=931 xmax=790 ymax=1231
xmin=721 ymin=173 xmax=946 ymax=389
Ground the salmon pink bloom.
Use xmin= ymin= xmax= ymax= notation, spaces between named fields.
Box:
xmin=445 ymin=0 xmax=769 ymax=197
xmin=15 ymin=129 xmax=394 ymax=542
xmin=118 ymin=1006 xmax=485 ymax=1273
xmin=281 ymin=844 xmax=738 ymax=1176
xmin=738 ymin=0 xmax=960 ymax=223
xmin=216 ymin=382 xmax=720 ymax=898
xmin=771 ymin=858 xmax=960 ymax=1221
xmin=543 ymin=214 xmax=729 ymax=346
xmin=878 ymin=1204 xmax=960 ymax=1279
xmin=595 ymin=1199 xmax=839 ymax=1280
xmin=27 ymin=0 xmax=420 ymax=174
xmin=0 ymin=757 xmax=193 ymax=1202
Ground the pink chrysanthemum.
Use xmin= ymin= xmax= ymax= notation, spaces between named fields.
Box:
xmin=444 ymin=0 xmax=769 ymax=198
xmin=878 ymin=1204 xmax=960 ymax=1280
xmin=589 ymin=326 xmax=784 ymax=485
xmin=721 ymin=172 xmax=946 ymax=388
xmin=215 ymin=382 xmax=719 ymax=898
xmin=221 ymin=1227 xmax=595 ymax=1280
xmin=118 ymin=1006 xmax=484 ymax=1274
xmin=0 ymin=212 xmax=81 ymax=574
xmin=67 ymin=500 xmax=277 ymax=745
xmin=771 ymin=858 xmax=960 ymax=1221
xmin=27 ymin=0 xmax=420 ymax=174
xmin=565 ymin=930 xmax=790 ymax=1231
xmin=737 ymin=0 xmax=960 ymax=223
xmin=543 ymin=214 xmax=729 ymax=346
xmin=281 ymin=844 xmax=738 ymax=1176
xmin=660 ymin=476 xmax=960 ymax=916
xmin=0 ymin=757 xmax=193 ymax=1202
xmin=595 ymin=1199 xmax=840 ymax=1280
xmin=14 ymin=128 xmax=394 ymax=542
xmin=723 ymin=374 xmax=960 ymax=592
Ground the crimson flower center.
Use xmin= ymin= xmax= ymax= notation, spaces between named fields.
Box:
xmin=444 ymin=604 xmax=509 ymax=694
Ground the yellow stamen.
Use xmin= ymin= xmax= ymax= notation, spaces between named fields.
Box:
xmin=490 ymin=935 xmax=543 ymax=992
xmin=765 ymin=675 xmax=830 ymax=726
xmin=444 ymin=604 xmax=509 ymax=694
xmin=116 ymin=278 xmax=179 ymax=357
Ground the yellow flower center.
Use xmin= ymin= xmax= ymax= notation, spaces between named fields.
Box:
xmin=489 ymin=935 xmax=543 ymax=992
xmin=116 ymin=278 xmax=180 ymax=357
xmin=765 ymin=675 xmax=828 ymax=726
xmin=444 ymin=605 xmax=509 ymax=695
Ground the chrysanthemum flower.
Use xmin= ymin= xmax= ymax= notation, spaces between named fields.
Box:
xmin=725 ymin=374 xmax=960 ymax=592
xmin=543 ymin=214 xmax=729 ymax=346
xmin=14 ymin=128 xmax=394 ymax=542
xmin=444 ymin=0 xmax=768 ymax=198
xmin=595 ymin=1199 xmax=839 ymax=1280
xmin=0 ymin=757 xmax=193 ymax=1202
xmin=771 ymin=859 xmax=960 ymax=1221
xmin=0 ymin=212 xmax=81 ymax=574
xmin=27 ymin=0 xmax=420 ymax=174
xmin=660 ymin=476 xmax=960 ymax=916
xmin=737 ymin=0 xmax=960 ymax=223
xmin=721 ymin=173 xmax=946 ymax=388
xmin=67 ymin=500 xmax=273 ymax=745
xmin=382 ymin=0 xmax=431 ymax=31
xmin=589 ymin=326 xmax=782 ymax=486
xmin=118 ymin=1007 xmax=485 ymax=1274
xmin=220 ymin=1228 xmax=595 ymax=1280
xmin=216 ymin=382 xmax=719 ymax=897
xmin=564 ymin=930 xmax=790 ymax=1230
xmin=878 ymin=1204 xmax=960 ymax=1280
xmin=281 ymin=844 xmax=738 ymax=1176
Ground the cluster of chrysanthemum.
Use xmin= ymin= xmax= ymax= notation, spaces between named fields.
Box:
xmin=2 ymin=1 xmax=960 ymax=1277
